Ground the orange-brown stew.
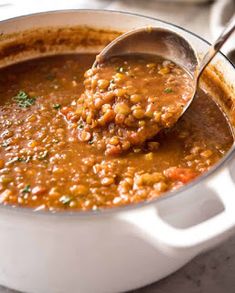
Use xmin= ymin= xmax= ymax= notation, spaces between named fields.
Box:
xmin=63 ymin=55 xmax=193 ymax=155
xmin=0 ymin=54 xmax=233 ymax=211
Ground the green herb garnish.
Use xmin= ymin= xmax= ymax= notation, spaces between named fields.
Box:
xmin=18 ymin=156 xmax=32 ymax=163
xmin=53 ymin=104 xmax=61 ymax=110
xmin=22 ymin=185 xmax=31 ymax=194
xmin=59 ymin=195 xmax=73 ymax=205
xmin=12 ymin=91 xmax=36 ymax=108
xmin=164 ymin=88 xmax=173 ymax=93
xmin=17 ymin=157 xmax=25 ymax=162
xmin=78 ymin=123 xmax=84 ymax=130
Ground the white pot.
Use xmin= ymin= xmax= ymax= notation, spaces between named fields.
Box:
xmin=0 ymin=10 xmax=235 ymax=293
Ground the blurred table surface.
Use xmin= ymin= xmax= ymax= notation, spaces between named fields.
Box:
xmin=0 ymin=1 xmax=235 ymax=293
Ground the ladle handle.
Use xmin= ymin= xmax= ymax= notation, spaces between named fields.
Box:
xmin=198 ymin=15 xmax=235 ymax=78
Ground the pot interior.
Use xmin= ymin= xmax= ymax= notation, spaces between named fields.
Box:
xmin=0 ymin=10 xmax=234 ymax=213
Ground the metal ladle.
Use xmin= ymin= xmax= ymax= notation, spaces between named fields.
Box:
xmin=93 ymin=17 xmax=235 ymax=120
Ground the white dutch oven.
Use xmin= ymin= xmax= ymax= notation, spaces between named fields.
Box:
xmin=0 ymin=10 xmax=235 ymax=293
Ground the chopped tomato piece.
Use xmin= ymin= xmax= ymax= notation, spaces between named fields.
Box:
xmin=164 ymin=167 xmax=197 ymax=184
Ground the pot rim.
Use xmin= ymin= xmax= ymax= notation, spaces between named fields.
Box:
xmin=0 ymin=8 xmax=234 ymax=217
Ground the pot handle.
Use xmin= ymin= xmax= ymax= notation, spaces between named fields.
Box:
xmin=121 ymin=164 xmax=235 ymax=251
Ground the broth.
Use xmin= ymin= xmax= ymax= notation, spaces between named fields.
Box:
xmin=0 ymin=54 xmax=233 ymax=211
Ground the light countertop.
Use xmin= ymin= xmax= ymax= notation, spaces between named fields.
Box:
xmin=0 ymin=1 xmax=234 ymax=292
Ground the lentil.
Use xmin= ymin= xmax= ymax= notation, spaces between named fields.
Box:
xmin=65 ymin=55 xmax=195 ymax=155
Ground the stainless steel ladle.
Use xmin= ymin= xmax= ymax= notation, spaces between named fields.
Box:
xmin=94 ymin=16 xmax=235 ymax=118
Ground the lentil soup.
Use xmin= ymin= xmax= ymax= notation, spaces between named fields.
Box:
xmin=64 ymin=55 xmax=194 ymax=156
xmin=0 ymin=54 xmax=233 ymax=211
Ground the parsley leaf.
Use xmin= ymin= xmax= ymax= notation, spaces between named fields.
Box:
xmin=78 ymin=123 xmax=84 ymax=130
xmin=53 ymin=104 xmax=61 ymax=110
xmin=164 ymin=88 xmax=173 ymax=93
xmin=22 ymin=185 xmax=31 ymax=194
xmin=18 ymin=156 xmax=32 ymax=163
xmin=12 ymin=91 xmax=36 ymax=108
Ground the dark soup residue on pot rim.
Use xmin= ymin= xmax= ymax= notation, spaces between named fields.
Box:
xmin=0 ymin=53 xmax=233 ymax=211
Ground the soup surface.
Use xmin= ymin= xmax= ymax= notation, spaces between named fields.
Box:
xmin=0 ymin=54 xmax=233 ymax=211
xmin=65 ymin=55 xmax=193 ymax=155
